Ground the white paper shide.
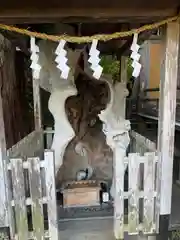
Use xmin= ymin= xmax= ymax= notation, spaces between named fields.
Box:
xmin=130 ymin=33 xmax=142 ymax=78
xmin=88 ymin=39 xmax=103 ymax=79
xmin=30 ymin=37 xmax=41 ymax=79
xmin=55 ymin=40 xmax=70 ymax=79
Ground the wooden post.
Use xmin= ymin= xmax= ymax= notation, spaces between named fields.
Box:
xmin=0 ymin=81 xmax=9 ymax=228
xmin=157 ymin=22 xmax=180 ymax=240
xmin=32 ymin=77 xmax=43 ymax=153
xmin=45 ymin=127 xmax=53 ymax=149
xmin=0 ymin=35 xmax=16 ymax=238
xmin=120 ymin=56 xmax=128 ymax=118
xmin=120 ymin=56 xmax=128 ymax=85
xmin=32 ymin=77 xmax=42 ymax=130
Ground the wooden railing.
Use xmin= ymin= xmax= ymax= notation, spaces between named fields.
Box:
xmin=138 ymin=87 xmax=159 ymax=114
xmin=7 ymin=130 xmax=44 ymax=158
xmin=136 ymin=87 xmax=180 ymax=126
xmin=6 ymin=128 xmax=55 ymax=158
xmin=7 ymin=150 xmax=58 ymax=239
xmin=0 ymin=128 xmax=161 ymax=238
xmin=130 ymin=130 xmax=157 ymax=154
xmin=44 ymin=127 xmax=54 ymax=149
xmin=117 ymin=152 xmax=158 ymax=236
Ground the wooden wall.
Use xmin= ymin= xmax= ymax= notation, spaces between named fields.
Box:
xmin=149 ymin=42 xmax=162 ymax=98
xmin=139 ymin=40 xmax=162 ymax=98
xmin=140 ymin=39 xmax=180 ymax=99
xmin=0 ymin=37 xmax=34 ymax=149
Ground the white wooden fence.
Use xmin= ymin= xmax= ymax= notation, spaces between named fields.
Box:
xmin=7 ymin=150 xmax=58 ymax=240
xmin=7 ymin=130 xmax=44 ymax=158
xmin=0 ymin=128 xmax=160 ymax=239
xmin=130 ymin=130 xmax=157 ymax=154
xmin=114 ymin=151 xmax=158 ymax=239
xmin=6 ymin=128 xmax=54 ymax=159
xmin=44 ymin=127 xmax=54 ymax=149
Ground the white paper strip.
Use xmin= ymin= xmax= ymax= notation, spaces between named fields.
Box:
xmin=55 ymin=40 xmax=70 ymax=79
xmin=133 ymin=33 xmax=138 ymax=44
xmin=30 ymin=37 xmax=41 ymax=79
xmin=89 ymin=39 xmax=98 ymax=56
xmin=55 ymin=40 xmax=66 ymax=55
xmin=88 ymin=55 xmax=101 ymax=65
xmin=30 ymin=37 xmax=40 ymax=53
xmin=130 ymin=43 xmax=140 ymax=53
xmin=55 ymin=54 xmax=68 ymax=65
xmin=130 ymin=33 xmax=141 ymax=78
xmin=132 ymin=62 xmax=142 ymax=78
xmin=88 ymin=39 xmax=103 ymax=79
xmin=92 ymin=65 xmax=103 ymax=79
xmin=130 ymin=51 xmax=141 ymax=62
xmin=56 ymin=56 xmax=68 ymax=67
xmin=61 ymin=67 xmax=70 ymax=79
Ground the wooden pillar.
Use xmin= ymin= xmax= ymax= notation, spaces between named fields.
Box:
xmin=120 ymin=56 xmax=128 ymax=84
xmin=157 ymin=21 xmax=180 ymax=240
xmin=0 ymin=38 xmax=9 ymax=229
xmin=0 ymin=82 xmax=9 ymax=228
xmin=0 ymin=36 xmax=16 ymax=238
xmin=32 ymin=77 xmax=44 ymax=156
xmin=120 ymin=56 xmax=128 ymax=118
xmin=32 ymin=77 xmax=42 ymax=130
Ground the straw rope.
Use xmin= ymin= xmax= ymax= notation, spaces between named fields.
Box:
xmin=0 ymin=14 xmax=179 ymax=43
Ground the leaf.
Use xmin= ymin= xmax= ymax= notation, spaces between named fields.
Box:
xmin=100 ymin=55 xmax=133 ymax=83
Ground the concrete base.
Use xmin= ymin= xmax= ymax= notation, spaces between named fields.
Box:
xmin=58 ymin=218 xmax=156 ymax=240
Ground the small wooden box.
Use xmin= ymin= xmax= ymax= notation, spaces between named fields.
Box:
xmin=62 ymin=180 xmax=100 ymax=207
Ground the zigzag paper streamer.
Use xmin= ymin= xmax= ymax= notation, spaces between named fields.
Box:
xmin=30 ymin=37 xmax=41 ymax=79
xmin=130 ymin=33 xmax=142 ymax=78
xmin=88 ymin=39 xmax=103 ymax=79
xmin=55 ymin=40 xmax=70 ymax=79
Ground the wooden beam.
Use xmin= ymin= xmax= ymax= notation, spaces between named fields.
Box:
xmin=118 ymin=38 xmax=133 ymax=56
xmin=157 ymin=21 xmax=180 ymax=236
xmin=0 ymin=8 xmax=176 ymax=24
xmin=0 ymin=0 xmax=178 ymax=9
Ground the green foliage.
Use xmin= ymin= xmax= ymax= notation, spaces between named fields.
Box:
xmin=127 ymin=58 xmax=133 ymax=81
xmin=100 ymin=55 xmax=120 ymax=82
xmin=100 ymin=55 xmax=133 ymax=83
xmin=172 ymin=230 xmax=180 ymax=240
xmin=0 ymin=231 xmax=9 ymax=240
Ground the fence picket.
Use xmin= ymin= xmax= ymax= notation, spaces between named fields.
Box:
xmin=128 ymin=153 xmax=140 ymax=234
xmin=130 ymin=131 xmax=156 ymax=154
xmin=28 ymin=157 xmax=44 ymax=240
xmin=44 ymin=150 xmax=59 ymax=240
xmin=114 ymin=148 xmax=125 ymax=239
xmin=45 ymin=127 xmax=53 ymax=149
xmin=10 ymin=158 xmax=28 ymax=240
xmin=143 ymin=152 xmax=156 ymax=233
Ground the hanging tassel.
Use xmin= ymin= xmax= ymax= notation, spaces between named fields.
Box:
xmin=30 ymin=37 xmax=41 ymax=79
xmin=55 ymin=40 xmax=70 ymax=79
xmin=88 ymin=39 xmax=103 ymax=79
xmin=130 ymin=33 xmax=142 ymax=78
